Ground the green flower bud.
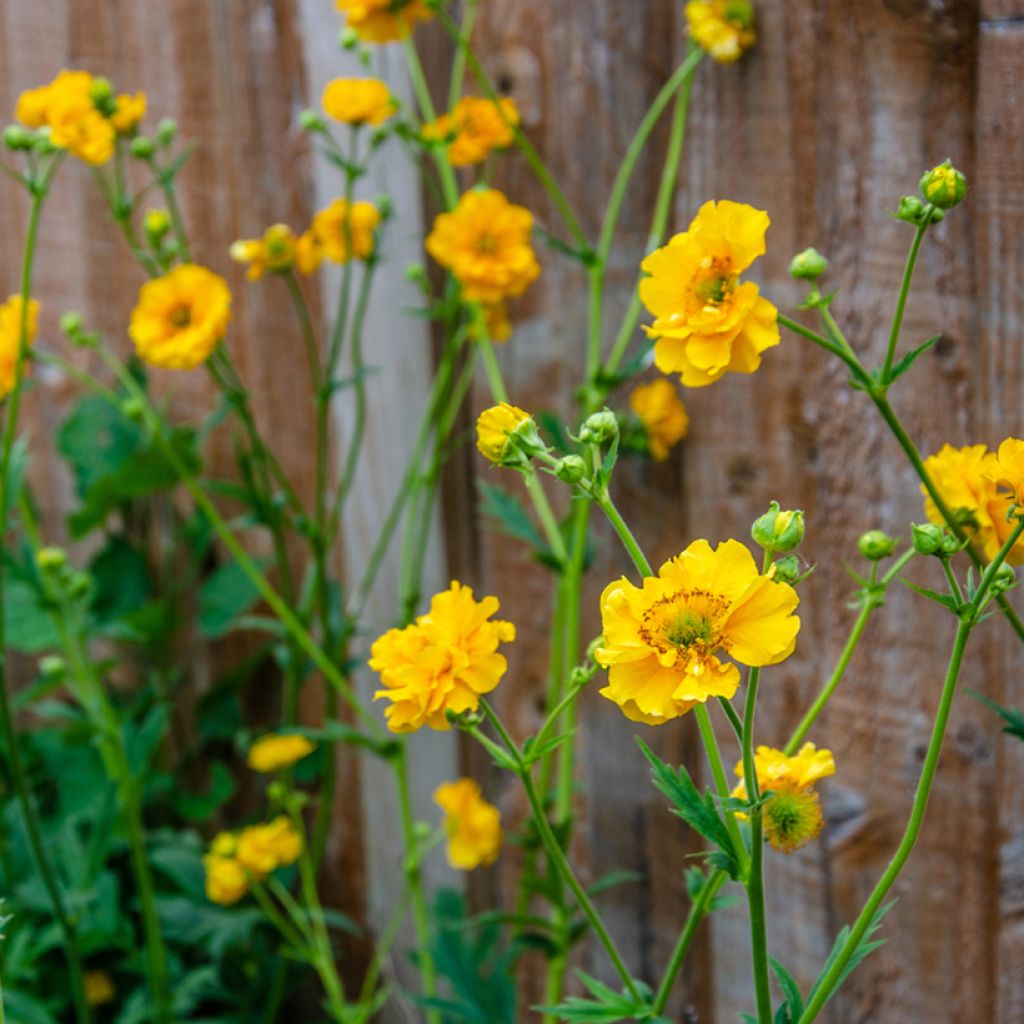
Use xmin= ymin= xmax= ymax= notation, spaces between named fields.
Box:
xmin=374 ymin=193 xmax=393 ymax=219
xmin=554 ymin=455 xmax=586 ymax=485
xmin=3 ymin=125 xmax=33 ymax=151
xmin=939 ymin=531 xmax=964 ymax=557
xmin=89 ymin=76 xmax=116 ymax=115
xmin=144 ymin=209 xmax=171 ymax=241
xmin=751 ymin=501 xmax=805 ymax=553
xmin=990 ymin=563 xmax=1017 ymax=595
xmin=789 ymin=247 xmax=828 ymax=281
xmin=266 ymin=780 xmax=288 ymax=804
xmin=858 ymin=529 xmax=897 ymax=561
xmin=39 ymin=655 xmax=66 ymax=680
xmin=32 ymin=131 xmax=56 ymax=155
xmin=910 ymin=522 xmax=945 ymax=556
xmin=895 ymin=195 xmax=926 ymax=225
xmin=59 ymin=312 xmax=83 ymax=338
xmin=339 ymin=26 xmax=360 ymax=49
xmin=579 ymin=408 xmax=619 ymax=446
xmin=130 ymin=135 xmax=155 ymax=159
xmin=156 ymin=118 xmax=178 ymax=145
xmin=67 ymin=571 xmax=92 ymax=600
xmin=298 ymin=109 xmax=327 ymax=133
xmin=569 ymin=664 xmax=593 ymax=689
xmin=920 ymin=159 xmax=966 ymax=210
xmin=120 ymin=397 xmax=146 ymax=422
xmin=36 ymin=546 xmax=68 ymax=572
xmin=404 ymin=262 xmax=426 ymax=284
xmin=412 ymin=821 xmax=431 ymax=843
xmin=771 ymin=555 xmax=802 ymax=584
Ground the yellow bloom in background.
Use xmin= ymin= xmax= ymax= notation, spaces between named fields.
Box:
xmin=989 ymin=437 xmax=1024 ymax=508
xmin=434 ymin=778 xmax=503 ymax=870
xmin=312 ymin=199 xmax=381 ymax=263
xmin=370 ymin=581 xmax=516 ymax=733
xmin=641 ymin=199 xmax=779 ymax=387
xmin=335 ymin=0 xmax=434 ymax=43
xmin=922 ymin=443 xmax=1024 ymax=565
xmin=0 ymin=295 xmax=41 ymax=399
xmin=111 ymin=91 xmax=146 ymax=134
xmin=423 ymin=96 xmax=520 ymax=167
xmin=296 ymin=229 xmax=324 ymax=275
xmin=203 ymin=852 xmax=249 ymax=905
xmin=247 ymin=733 xmax=317 ymax=772
xmin=129 ymin=264 xmax=232 ymax=370
xmin=475 ymin=402 xmax=531 ymax=464
xmin=426 ymin=189 xmax=540 ymax=304
xmin=483 ymin=302 xmax=512 ymax=342
xmin=731 ymin=743 xmax=835 ymax=853
xmin=322 ymin=77 xmax=396 ymax=125
xmin=16 ymin=70 xmax=116 ymax=164
xmin=595 ymin=538 xmax=799 ymax=724
xmin=230 ymin=224 xmax=298 ymax=280
xmin=236 ymin=817 xmax=303 ymax=877
xmin=685 ymin=0 xmax=756 ymax=63
xmin=84 ymin=970 xmax=116 ymax=1007
xmin=629 ymin=379 xmax=690 ymax=461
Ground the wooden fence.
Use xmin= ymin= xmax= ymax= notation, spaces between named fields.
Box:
xmin=1 ymin=0 xmax=1022 ymax=1020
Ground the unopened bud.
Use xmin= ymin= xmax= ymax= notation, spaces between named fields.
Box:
xmin=404 ymin=262 xmax=426 ymax=284
xmin=89 ymin=77 xmax=116 ymax=115
xmin=339 ymin=26 xmax=360 ymax=49
xmin=59 ymin=312 xmax=83 ymax=338
xmin=920 ymin=159 xmax=966 ymax=210
xmin=156 ymin=118 xmax=178 ymax=145
xmin=858 ymin=529 xmax=897 ymax=561
xmin=895 ymin=195 xmax=926 ymax=225
xmin=789 ymin=247 xmax=828 ymax=281
xmin=910 ymin=522 xmax=945 ymax=557
xmin=752 ymin=501 xmax=805 ymax=553
xmin=554 ymin=455 xmax=586 ymax=485
xmin=130 ymin=136 xmax=155 ymax=159
xmin=36 ymin=546 xmax=68 ymax=572
xmin=144 ymin=209 xmax=171 ymax=241
xmin=771 ymin=555 xmax=802 ymax=584
xmin=67 ymin=571 xmax=92 ymax=599
xmin=39 ymin=655 xmax=66 ymax=680
xmin=991 ymin=563 xmax=1017 ymax=595
xmin=374 ymin=194 xmax=393 ymax=219
xmin=3 ymin=125 xmax=33 ymax=151
xmin=120 ymin=397 xmax=146 ymax=422
xmin=578 ymin=408 xmax=619 ymax=446
xmin=299 ymin=109 xmax=327 ymax=133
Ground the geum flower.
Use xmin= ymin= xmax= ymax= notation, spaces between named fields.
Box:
xmin=640 ymin=199 xmax=779 ymax=387
xmin=434 ymin=778 xmax=503 ymax=870
xmin=0 ymin=295 xmax=41 ymax=399
xmin=595 ymin=539 xmax=799 ymax=724
xmin=989 ymin=437 xmax=1024 ymax=510
xmin=423 ymin=96 xmax=520 ymax=167
xmin=230 ymin=224 xmax=299 ymax=280
xmin=426 ymin=189 xmax=540 ymax=304
xmin=247 ymin=733 xmax=316 ymax=773
xmin=311 ymin=199 xmax=381 ymax=264
xmin=369 ymin=581 xmax=515 ymax=733
xmin=629 ymin=378 xmax=689 ymax=461
xmin=322 ymin=77 xmax=396 ymax=125
xmin=335 ymin=0 xmax=433 ymax=43
xmin=685 ymin=1 xmax=757 ymax=63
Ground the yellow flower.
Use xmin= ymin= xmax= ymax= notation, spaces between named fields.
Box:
xmin=311 ymin=199 xmax=381 ymax=263
xmin=322 ymin=77 xmax=397 ymax=125
xmin=685 ymin=1 xmax=756 ymax=63
xmin=335 ymin=0 xmax=434 ymax=42
xmin=0 ymin=295 xmax=40 ymax=399
xmin=475 ymin=402 xmax=531 ymax=464
xmin=595 ymin=539 xmax=799 ymax=724
xmin=203 ymin=853 xmax=249 ymax=905
xmin=731 ymin=743 xmax=835 ymax=853
xmin=426 ymin=189 xmax=541 ymax=304
xmin=111 ymin=91 xmax=146 ymax=134
xmin=84 ymin=970 xmax=116 ymax=1007
xmin=923 ymin=443 xmax=1024 ymax=565
xmin=989 ymin=437 xmax=1024 ymax=509
xmin=247 ymin=733 xmax=317 ymax=772
xmin=629 ymin=379 xmax=690 ymax=461
xmin=129 ymin=264 xmax=232 ymax=370
xmin=230 ymin=224 xmax=298 ymax=280
xmin=296 ymin=230 xmax=324 ymax=275
xmin=236 ymin=816 xmax=303 ymax=877
xmin=483 ymin=302 xmax=512 ymax=342
xmin=640 ymin=200 xmax=779 ymax=387
xmin=17 ymin=70 xmax=117 ymax=164
xmin=423 ymin=96 xmax=520 ymax=167
xmin=210 ymin=831 xmax=237 ymax=857
xmin=434 ymin=778 xmax=503 ymax=870
xmin=370 ymin=581 xmax=516 ymax=733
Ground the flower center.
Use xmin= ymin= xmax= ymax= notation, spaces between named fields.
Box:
xmin=476 ymin=233 xmax=498 ymax=255
xmin=639 ymin=589 xmax=729 ymax=656
xmin=691 ymin=256 xmax=736 ymax=309
xmin=169 ymin=304 xmax=192 ymax=328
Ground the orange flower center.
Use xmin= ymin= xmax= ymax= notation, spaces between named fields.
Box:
xmin=691 ymin=256 xmax=737 ymax=309
xmin=639 ymin=589 xmax=729 ymax=656
xmin=169 ymin=304 xmax=192 ymax=328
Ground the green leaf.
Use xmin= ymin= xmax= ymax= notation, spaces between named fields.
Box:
xmin=968 ymin=689 xmax=1024 ymax=742
xmin=770 ymin=957 xmax=804 ymax=1021
xmin=3 ymin=579 xmax=60 ymax=653
xmin=172 ymin=761 xmax=236 ymax=822
xmin=807 ymin=900 xmax=895 ymax=1007
xmin=477 ymin=478 xmax=546 ymax=552
xmin=536 ymin=971 xmax=662 ymax=1022
xmin=886 ymin=334 xmax=940 ymax=384
xmin=198 ymin=558 xmax=266 ymax=637
xmin=57 ymin=395 xmax=143 ymax=496
xmin=89 ymin=536 xmax=153 ymax=624
xmin=586 ymin=869 xmax=643 ymax=898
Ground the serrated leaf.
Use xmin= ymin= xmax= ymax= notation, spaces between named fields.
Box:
xmin=807 ymin=900 xmax=895 ymax=1007
xmin=886 ymin=334 xmax=940 ymax=384
xmin=770 ymin=957 xmax=804 ymax=1020
xmin=536 ymin=970 xmax=659 ymax=1022
xmin=968 ymin=689 xmax=1024 ymax=742
xmin=477 ymin=478 xmax=546 ymax=552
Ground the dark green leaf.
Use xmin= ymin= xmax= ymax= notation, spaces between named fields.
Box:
xmin=3 ymin=580 xmax=60 ymax=653
xmin=968 ymin=689 xmax=1024 ymax=742
xmin=172 ymin=761 xmax=236 ymax=822
xmin=477 ymin=478 xmax=546 ymax=552
xmin=770 ymin=957 xmax=804 ymax=1021
xmin=198 ymin=558 xmax=266 ymax=637
xmin=807 ymin=900 xmax=895 ymax=1007
xmin=57 ymin=395 xmax=143 ymax=496
xmin=886 ymin=334 xmax=940 ymax=384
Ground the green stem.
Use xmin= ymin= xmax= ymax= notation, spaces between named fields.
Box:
xmin=403 ymin=39 xmax=459 ymax=206
xmin=694 ymin=705 xmax=749 ymax=878
xmin=593 ymin=491 xmax=653 ymax=577
xmin=522 ymin=470 xmax=568 ymax=566
xmin=477 ymin=329 xmax=509 ymax=402
xmin=776 ymin=312 xmax=871 ymax=385
xmin=446 ymin=0 xmax=479 ymax=109
xmin=880 ymin=222 xmax=928 ymax=381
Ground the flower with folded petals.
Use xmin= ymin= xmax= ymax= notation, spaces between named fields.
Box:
xmin=629 ymin=379 xmax=689 ymax=461
xmin=434 ymin=778 xmax=503 ymax=870
xmin=685 ymin=1 xmax=756 ymax=63
xmin=247 ymin=733 xmax=317 ymax=773
xmin=423 ymin=96 xmax=520 ymax=167
xmin=641 ymin=199 xmax=779 ymax=387
xmin=0 ymin=295 xmax=40 ymax=399
xmin=203 ymin=852 xmax=249 ymax=905
xmin=989 ymin=437 xmax=1024 ymax=510
xmin=311 ymin=199 xmax=381 ymax=263
xmin=322 ymin=78 xmax=396 ymax=125
xmin=595 ymin=539 xmax=799 ymax=724
xmin=335 ymin=0 xmax=433 ymax=42
xmin=111 ymin=92 xmax=146 ymax=134
xmin=230 ymin=224 xmax=298 ymax=280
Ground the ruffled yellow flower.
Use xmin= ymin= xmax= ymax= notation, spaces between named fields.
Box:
xmin=230 ymin=224 xmax=298 ymax=280
xmin=311 ymin=199 xmax=381 ymax=263
xmin=203 ymin=852 xmax=249 ymax=905
xmin=247 ymin=733 xmax=317 ymax=772
xmin=629 ymin=379 xmax=689 ymax=461
xmin=595 ymin=539 xmax=799 ymax=724
xmin=111 ymin=91 xmax=146 ymax=134
xmin=923 ymin=443 xmax=1024 ymax=565
xmin=434 ymin=778 xmax=503 ymax=870
xmin=989 ymin=437 xmax=1024 ymax=509
xmin=640 ymin=200 xmax=779 ymax=387
xmin=731 ymin=743 xmax=835 ymax=853
xmin=16 ymin=70 xmax=116 ymax=164
xmin=0 ymin=295 xmax=40 ymax=399
xmin=370 ymin=581 xmax=516 ymax=733
xmin=685 ymin=1 xmax=756 ymax=63
xmin=475 ymin=402 xmax=531 ymax=464
xmin=426 ymin=189 xmax=540 ymax=304
xmin=296 ymin=230 xmax=324 ymax=275
xmin=129 ymin=265 xmax=232 ymax=370
xmin=322 ymin=78 xmax=396 ymax=125
xmin=84 ymin=970 xmax=116 ymax=1007
xmin=235 ymin=817 xmax=303 ymax=877
xmin=423 ymin=96 xmax=520 ymax=167
xmin=335 ymin=0 xmax=433 ymax=42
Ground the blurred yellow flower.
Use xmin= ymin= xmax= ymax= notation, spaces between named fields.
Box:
xmin=84 ymin=970 xmax=116 ymax=1007
xmin=0 ymin=295 xmax=40 ymax=399
xmin=475 ymin=402 xmax=530 ymax=464
xmin=129 ymin=264 xmax=231 ymax=370
xmin=426 ymin=189 xmax=540 ymax=304
xmin=685 ymin=1 xmax=756 ymax=63
xmin=370 ymin=581 xmax=515 ymax=733
xmin=236 ymin=817 xmax=303 ymax=877
xmin=434 ymin=778 xmax=503 ymax=870
xmin=111 ymin=91 xmax=146 ymax=134
xmin=595 ymin=539 xmax=799 ymax=724
xmin=247 ymin=733 xmax=316 ymax=772
xmin=423 ymin=96 xmax=520 ymax=167
xmin=322 ymin=77 xmax=396 ymax=125
xmin=923 ymin=443 xmax=1024 ymax=565
xmin=989 ymin=437 xmax=1024 ymax=509
xmin=16 ymin=70 xmax=116 ymax=164
xmin=335 ymin=0 xmax=433 ymax=42
xmin=203 ymin=852 xmax=249 ymax=905
xmin=230 ymin=224 xmax=298 ymax=280
xmin=296 ymin=230 xmax=324 ymax=275
xmin=641 ymin=199 xmax=778 ymax=387
xmin=312 ymin=199 xmax=381 ymax=263
xmin=629 ymin=379 xmax=689 ymax=461
xmin=482 ymin=302 xmax=512 ymax=342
